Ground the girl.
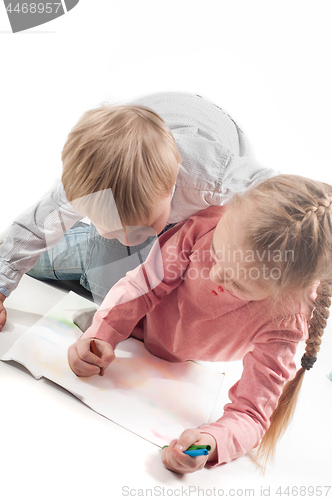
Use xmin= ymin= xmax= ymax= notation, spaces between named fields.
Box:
xmin=67 ymin=174 xmax=332 ymax=474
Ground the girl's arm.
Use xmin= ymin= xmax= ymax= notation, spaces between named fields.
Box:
xmin=161 ymin=314 xmax=308 ymax=472
xmin=68 ymin=218 xmax=199 ymax=376
xmin=197 ymin=315 xmax=308 ymax=467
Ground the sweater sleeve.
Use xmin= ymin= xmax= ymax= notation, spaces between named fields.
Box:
xmin=0 ymin=183 xmax=82 ymax=297
xmin=81 ymin=217 xmax=201 ymax=348
xmin=199 ymin=314 xmax=309 ymax=466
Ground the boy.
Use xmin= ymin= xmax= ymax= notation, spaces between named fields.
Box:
xmin=0 ymin=92 xmax=276 ymax=329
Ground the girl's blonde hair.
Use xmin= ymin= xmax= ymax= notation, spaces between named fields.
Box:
xmin=231 ymin=175 xmax=332 ymax=466
xmin=61 ymin=104 xmax=181 ymax=228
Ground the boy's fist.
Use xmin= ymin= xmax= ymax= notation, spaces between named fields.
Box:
xmin=0 ymin=293 xmax=7 ymax=331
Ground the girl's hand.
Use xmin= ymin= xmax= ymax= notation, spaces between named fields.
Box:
xmin=161 ymin=429 xmax=217 ymax=474
xmin=68 ymin=338 xmax=115 ymax=377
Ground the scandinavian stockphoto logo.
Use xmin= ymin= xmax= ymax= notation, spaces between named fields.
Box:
xmin=3 ymin=0 xmax=79 ymax=33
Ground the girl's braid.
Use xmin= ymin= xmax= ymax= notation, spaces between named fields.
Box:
xmin=300 ymin=197 xmax=332 ymax=368
xmin=301 ymin=279 xmax=332 ymax=370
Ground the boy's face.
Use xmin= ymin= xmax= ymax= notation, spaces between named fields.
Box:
xmin=94 ymin=193 xmax=172 ymax=246
xmin=209 ymin=208 xmax=272 ymax=301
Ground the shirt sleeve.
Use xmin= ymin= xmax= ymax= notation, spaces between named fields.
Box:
xmin=0 ymin=183 xmax=82 ymax=296
xmin=81 ymin=217 xmax=200 ymax=348
xmin=198 ymin=314 xmax=309 ymax=466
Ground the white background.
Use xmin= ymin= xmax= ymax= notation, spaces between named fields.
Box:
xmin=1 ymin=1 xmax=332 ymax=497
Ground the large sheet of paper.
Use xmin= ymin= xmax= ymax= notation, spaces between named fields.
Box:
xmin=1 ymin=292 xmax=224 ymax=447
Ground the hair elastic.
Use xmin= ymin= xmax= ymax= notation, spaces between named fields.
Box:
xmin=301 ymin=354 xmax=317 ymax=370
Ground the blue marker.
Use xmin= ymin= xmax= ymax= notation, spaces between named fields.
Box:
xmin=162 ymin=444 xmax=210 ymax=457
xmin=328 ymin=371 xmax=332 ymax=381
xmin=184 ymin=449 xmax=209 ymax=457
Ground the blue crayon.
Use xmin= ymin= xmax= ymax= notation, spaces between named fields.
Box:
xmin=162 ymin=444 xmax=211 ymax=457
xmin=184 ymin=448 xmax=209 ymax=457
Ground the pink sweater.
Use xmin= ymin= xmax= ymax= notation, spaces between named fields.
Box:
xmin=82 ymin=206 xmax=315 ymax=465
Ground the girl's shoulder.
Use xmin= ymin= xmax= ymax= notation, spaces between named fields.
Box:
xmin=251 ymin=283 xmax=319 ymax=343
xmin=180 ymin=206 xmax=226 ymax=245
xmin=187 ymin=205 xmax=225 ymax=232
xmin=159 ymin=206 xmax=225 ymax=253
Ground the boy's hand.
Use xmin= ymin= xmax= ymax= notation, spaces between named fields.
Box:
xmin=68 ymin=338 xmax=115 ymax=377
xmin=161 ymin=429 xmax=217 ymax=474
xmin=0 ymin=293 xmax=7 ymax=331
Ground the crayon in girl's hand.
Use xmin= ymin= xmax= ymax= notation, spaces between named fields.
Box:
xmin=184 ymin=449 xmax=209 ymax=457
xmin=90 ymin=339 xmax=104 ymax=376
xmin=186 ymin=445 xmax=212 ymax=451
xmin=162 ymin=444 xmax=211 ymax=457
xmin=184 ymin=444 xmax=211 ymax=456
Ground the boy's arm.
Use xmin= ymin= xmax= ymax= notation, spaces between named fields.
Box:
xmin=0 ymin=292 xmax=6 ymax=331
xmin=0 ymin=183 xmax=83 ymax=298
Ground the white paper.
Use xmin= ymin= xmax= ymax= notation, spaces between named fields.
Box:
xmin=1 ymin=292 xmax=224 ymax=447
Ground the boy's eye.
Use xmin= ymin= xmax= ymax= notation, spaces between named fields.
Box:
xmin=231 ymin=281 xmax=241 ymax=291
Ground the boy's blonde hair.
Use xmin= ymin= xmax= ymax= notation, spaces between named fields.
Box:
xmin=61 ymin=104 xmax=181 ymax=228
xmin=230 ymin=175 xmax=332 ymax=467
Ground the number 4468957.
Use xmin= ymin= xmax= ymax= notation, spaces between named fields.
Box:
xmin=276 ymin=485 xmax=331 ymax=496
xmin=6 ymin=3 xmax=62 ymax=14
